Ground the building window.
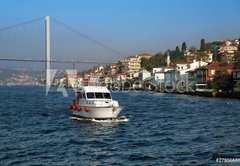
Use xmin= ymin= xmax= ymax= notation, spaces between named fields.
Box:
xmin=233 ymin=72 xmax=236 ymax=79
xmin=211 ymin=70 xmax=215 ymax=75
xmin=237 ymin=72 xmax=240 ymax=78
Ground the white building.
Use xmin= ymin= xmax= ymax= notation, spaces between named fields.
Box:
xmin=121 ymin=56 xmax=141 ymax=73
xmin=153 ymin=60 xmax=208 ymax=92
xmin=153 ymin=67 xmax=174 ymax=85
xmin=139 ymin=69 xmax=151 ymax=82
xmin=174 ymin=60 xmax=208 ymax=91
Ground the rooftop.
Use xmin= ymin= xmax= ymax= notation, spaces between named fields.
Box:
xmin=175 ymin=59 xmax=188 ymax=64
xmin=65 ymin=74 xmax=82 ymax=78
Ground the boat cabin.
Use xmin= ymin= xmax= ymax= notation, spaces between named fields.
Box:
xmin=77 ymin=86 xmax=112 ymax=100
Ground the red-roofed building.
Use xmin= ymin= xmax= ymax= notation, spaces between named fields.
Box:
xmin=195 ymin=62 xmax=234 ymax=89
xmin=136 ymin=53 xmax=152 ymax=59
xmin=82 ymin=78 xmax=89 ymax=86
xmin=116 ymin=72 xmax=128 ymax=81
xmin=218 ymin=39 xmax=239 ymax=62
xmin=224 ymin=39 xmax=239 ymax=46
xmin=110 ymin=63 xmax=118 ymax=75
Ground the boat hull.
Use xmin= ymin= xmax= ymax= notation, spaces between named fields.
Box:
xmin=72 ymin=106 xmax=123 ymax=119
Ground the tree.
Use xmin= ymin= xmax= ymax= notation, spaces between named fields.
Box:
xmin=175 ymin=46 xmax=181 ymax=56
xmin=211 ymin=69 xmax=233 ymax=91
xmin=181 ymin=42 xmax=187 ymax=54
xmin=200 ymin=39 xmax=205 ymax=52
xmin=140 ymin=52 xmax=166 ymax=71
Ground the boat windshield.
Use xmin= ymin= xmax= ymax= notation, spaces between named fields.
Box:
xmin=86 ymin=92 xmax=111 ymax=99
xmin=103 ymin=93 xmax=111 ymax=99
xmin=95 ymin=92 xmax=104 ymax=99
xmin=87 ymin=92 xmax=95 ymax=99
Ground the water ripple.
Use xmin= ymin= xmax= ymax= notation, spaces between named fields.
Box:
xmin=0 ymin=87 xmax=239 ymax=165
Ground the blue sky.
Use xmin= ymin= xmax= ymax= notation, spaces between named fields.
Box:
xmin=0 ymin=0 xmax=240 ymax=68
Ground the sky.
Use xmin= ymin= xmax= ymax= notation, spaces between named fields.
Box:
xmin=0 ymin=0 xmax=240 ymax=69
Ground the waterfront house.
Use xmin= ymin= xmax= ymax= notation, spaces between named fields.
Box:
xmin=138 ymin=69 xmax=151 ymax=83
xmin=65 ymin=74 xmax=82 ymax=88
xmin=139 ymin=69 xmax=151 ymax=82
xmin=164 ymin=69 xmax=180 ymax=92
xmin=195 ymin=62 xmax=234 ymax=90
xmin=195 ymin=62 xmax=221 ymax=89
xmin=152 ymin=67 xmax=174 ymax=88
xmin=175 ymin=60 xmax=208 ymax=91
xmin=232 ymin=69 xmax=240 ymax=92
xmin=135 ymin=69 xmax=152 ymax=90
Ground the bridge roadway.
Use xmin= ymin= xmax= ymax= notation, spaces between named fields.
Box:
xmin=0 ymin=57 xmax=112 ymax=64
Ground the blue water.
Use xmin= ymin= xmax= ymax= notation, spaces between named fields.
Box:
xmin=0 ymin=86 xmax=240 ymax=165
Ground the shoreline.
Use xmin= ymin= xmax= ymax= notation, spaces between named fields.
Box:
xmin=1 ymin=85 xmax=240 ymax=99
xmin=117 ymin=87 xmax=240 ymax=99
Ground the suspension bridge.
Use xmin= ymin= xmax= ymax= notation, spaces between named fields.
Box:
xmin=0 ymin=16 xmax=123 ymax=86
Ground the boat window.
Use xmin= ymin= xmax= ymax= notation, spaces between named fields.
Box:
xmin=95 ymin=92 xmax=104 ymax=99
xmin=82 ymin=93 xmax=86 ymax=99
xmin=87 ymin=92 xmax=95 ymax=99
xmin=103 ymin=93 xmax=111 ymax=99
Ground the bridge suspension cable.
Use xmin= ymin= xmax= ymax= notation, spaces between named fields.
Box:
xmin=0 ymin=17 xmax=45 ymax=32
xmin=0 ymin=16 xmax=121 ymax=65
xmin=51 ymin=17 xmax=124 ymax=57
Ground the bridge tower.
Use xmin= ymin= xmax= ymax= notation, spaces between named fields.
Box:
xmin=45 ymin=16 xmax=51 ymax=87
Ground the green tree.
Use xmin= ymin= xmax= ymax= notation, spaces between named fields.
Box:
xmin=181 ymin=42 xmax=187 ymax=54
xmin=140 ymin=52 xmax=166 ymax=71
xmin=211 ymin=69 xmax=233 ymax=91
xmin=200 ymin=39 xmax=205 ymax=52
xmin=175 ymin=46 xmax=181 ymax=56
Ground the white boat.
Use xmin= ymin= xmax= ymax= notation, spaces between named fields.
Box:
xmin=68 ymin=86 xmax=123 ymax=119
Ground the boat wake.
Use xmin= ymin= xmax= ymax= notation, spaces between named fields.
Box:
xmin=69 ymin=116 xmax=129 ymax=123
